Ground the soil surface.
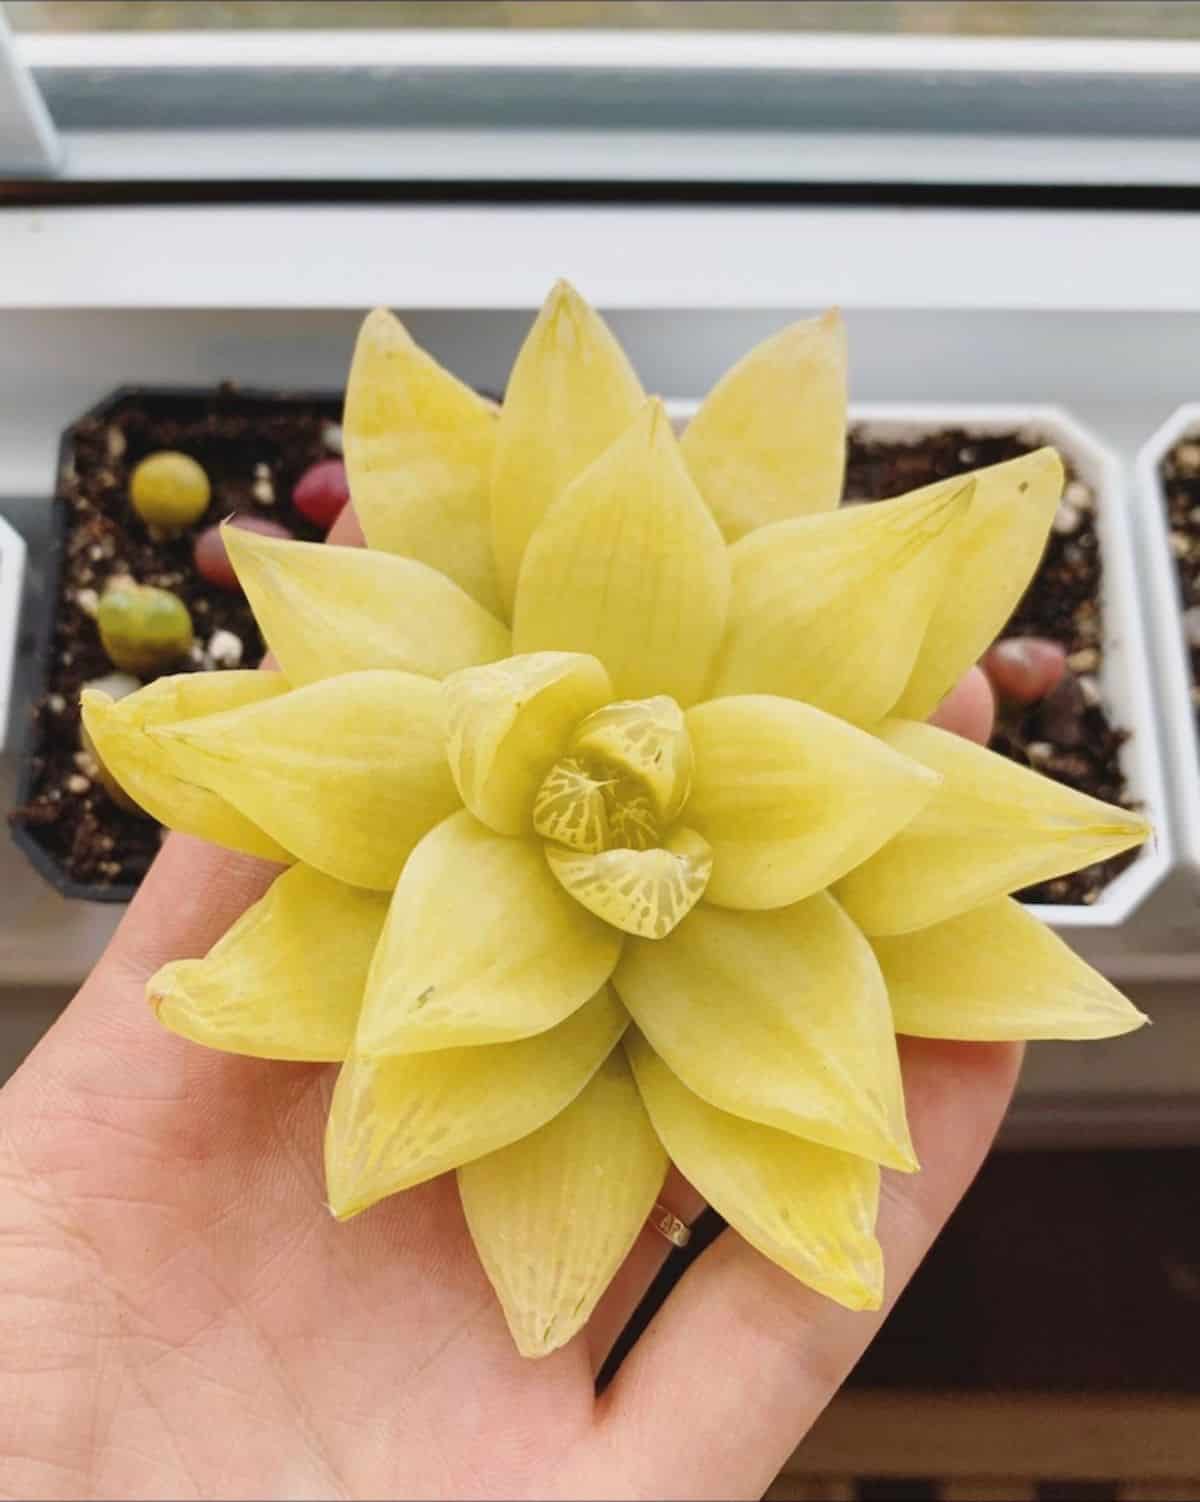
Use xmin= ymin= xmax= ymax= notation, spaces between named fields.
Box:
xmin=10 ymin=386 xmax=342 ymax=892
xmin=845 ymin=426 xmax=1138 ymax=907
xmin=1160 ymin=431 xmax=1200 ymax=716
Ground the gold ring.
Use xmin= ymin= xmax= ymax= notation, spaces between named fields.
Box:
xmin=648 ymin=1201 xmax=692 ymax=1248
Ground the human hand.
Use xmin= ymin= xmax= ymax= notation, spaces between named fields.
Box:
xmin=0 ymin=504 xmax=1019 ymax=1501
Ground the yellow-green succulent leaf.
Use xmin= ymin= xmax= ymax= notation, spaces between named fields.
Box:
xmin=444 ymin=651 xmax=613 ymax=836
xmin=626 ymin=1033 xmax=883 ymax=1311
xmin=686 ymin=694 xmax=939 ymax=910
xmin=513 ymin=400 xmax=730 ymax=707
xmin=876 ymin=895 xmax=1148 ymax=1041
xmin=491 ymin=279 xmax=645 ymax=612
xmin=546 ymin=826 xmax=713 ymax=940
xmin=223 ymin=527 xmax=510 ymax=686
xmin=343 ymin=306 xmax=503 ymax=616
xmin=835 ymin=719 xmax=1150 ymax=936
xmin=569 ymin=695 xmax=693 ymax=824
xmin=709 ymin=478 xmax=974 ymax=725
xmin=615 ymin=895 xmax=915 ymax=1171
xmin=325 ymin=984 xmax=628 ymax=1220
xmin=80 ymin=671 xmax=291 ymax=863
xmin=681 ymin=309 xmax=847 ymax=540
xmin=355 ymin=810 xmax=622 ymax=1056
xmin=459 ymin=1047 xmax=667 ymax=1359
xmin=150 ymin=670 xmax=459 ymax=891
xmin=895 ymin=447 xmax=1065 ymax=720
xmin=148 ymin=864 xmax=387 ymax=1061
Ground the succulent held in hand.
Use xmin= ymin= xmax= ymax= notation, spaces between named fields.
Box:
xmin=82 ymin=283 xmax=1149 ymax=1359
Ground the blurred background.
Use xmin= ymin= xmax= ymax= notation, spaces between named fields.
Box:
xmin=2 ymin=3 xmax=1200 ymax=1499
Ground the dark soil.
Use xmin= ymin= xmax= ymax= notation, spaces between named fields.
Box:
xmin=845 ymin=426 xmax=1138 ymax=906
xmin=10 ymin=386 xmax=342 ymax=893
xmin=1159 ymin=431 xmax=1200 ymax=711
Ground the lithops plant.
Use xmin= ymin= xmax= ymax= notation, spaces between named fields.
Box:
xmin=82 ymin=282 xmax=1148 ymax=1359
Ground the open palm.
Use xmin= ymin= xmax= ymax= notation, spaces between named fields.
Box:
xmin=0 ymin=755 xmax=1017 ymax=1501
xmin=0 ymin=507 xmax=1019 ymax=1500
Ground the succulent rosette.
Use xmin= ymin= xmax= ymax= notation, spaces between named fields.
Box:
xmin=83 ymin=282 xmax=1148 ymax=1359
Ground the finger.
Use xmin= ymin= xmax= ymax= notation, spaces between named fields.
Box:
xmin=928 ymin=664 xmax=994 ymax=745
xmin=595 ymin=1037 xmax=1022 ymax=1500
xmin=982 ymin=637 xmax=1066 ymax=706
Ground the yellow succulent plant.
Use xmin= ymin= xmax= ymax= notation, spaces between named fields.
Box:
xmin=82 ymin=281 xmax=1149 ymax=1360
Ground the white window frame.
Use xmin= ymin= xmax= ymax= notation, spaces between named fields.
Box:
xmin=0 ymin=7 xmax=57 ymax=173
xmin=3 ymin=23 xmax=1200 ymax=185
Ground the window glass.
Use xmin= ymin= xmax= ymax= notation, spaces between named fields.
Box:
xmin=9 ymin=0 xmax=1200 ymax=39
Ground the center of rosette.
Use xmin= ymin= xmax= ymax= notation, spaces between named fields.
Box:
xmin=532 ymin=696 xmax=712 ymax=940
xmin=533 ymin=695 xmax=691 ymax=855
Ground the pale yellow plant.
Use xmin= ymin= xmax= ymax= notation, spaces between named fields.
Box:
xmin=83 ymin=282 xmax=1149 ymax=1359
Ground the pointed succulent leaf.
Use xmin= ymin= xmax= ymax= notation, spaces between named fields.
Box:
xmin=513 ymin=400 xmax=730 ymax=707
xmin=223 ymin=527 xmax=509 ymax=686
xmin=876 ymin=896 xmax=1148 ymax=1040
xmin=325 ymin=985 xmax=627 ymax=1220
xmin=686 ymin=694 xmax=939 ymax=910
xmin=546 ymin=826 xmax=713 ymax=940
xmin=681 ymin=309 xmax=847 ymax=540
xmin=80 ymin=671 xmax=291 ymax=863
xmin=444 ymin=651 xmax=613 ymax=835
xmin=148 ymin=864 xmax=386 ymax=1061
xmin=895 ymin=447 xmax=1064 ymax=720
xmin=491 ymin=279 xmax=645 ymax=612
xmin=836 ymin=718 xmax=1150 ymax=935
xmin=627 ymin=1033 xmax=883 ymax=1311
xmin=709 ymin=479 xmax=973 ymax=724
xmin=151 ymin=670 xmax=459 ymax=891
xmin=355 ymin=811 xmax=621 ymax=1056
xmin=459 ymin=1047 xmax=666 ymax=1359
xmin=343 ymin=306 xmax=503 ymax=615
xmin=615 ymin=895 xmax=915 ymax=1171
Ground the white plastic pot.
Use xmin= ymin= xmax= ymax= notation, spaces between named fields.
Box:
xmin=0 ymin=513 xmax=27 ymax=754
xmin=1136 ymin=406 xmax=1200 ymax=909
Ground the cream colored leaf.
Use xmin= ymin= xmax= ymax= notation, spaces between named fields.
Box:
xmin=459 ymin=1047 xmax=666 ymax=1358
xmin=151 ymin=670 xmax=459 ymax=890
xmin=709 ymin=479 xmax=973 ymax=724
xmin=444 ymin=651 xmax=613 ymax=836
xmin=681 ymin=309 xmax=847 ymax=540
xmin=876 ymin=895 xmax=1148 ymax=1040
xmin=835 ymin=718 xmax=1150 ymax=936
xmin=355 ymin=811 xmax=621 ymax=1055
xmin=615 ymin=895 xmax=915 ymax=1171
xmin=546 ymin=826 xmax=713 ymax=940
xmin=686 ymin=694 xmax=939 ymax=910
xmin=343 ymin=306 xmax=503 ymax=615
xmin=148 ymin=864 xmax=386 ymax=1061
xmin=491 ymin=279 xmax=645 ymax=613
xmin=325 ymin=985 xmax=627 ymax=1220
xmin=895 ymin=447 xmax=1065 ymax=720
xmin=224 ymin=527 xmax=509 ymax=686
xmin=513 ymin=400 xmax=730 ymax=707
xmin=627 ymin=1033 xmax=883 ymax=1311
xmin=80 ymin=671 xmax=291 ymax=863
